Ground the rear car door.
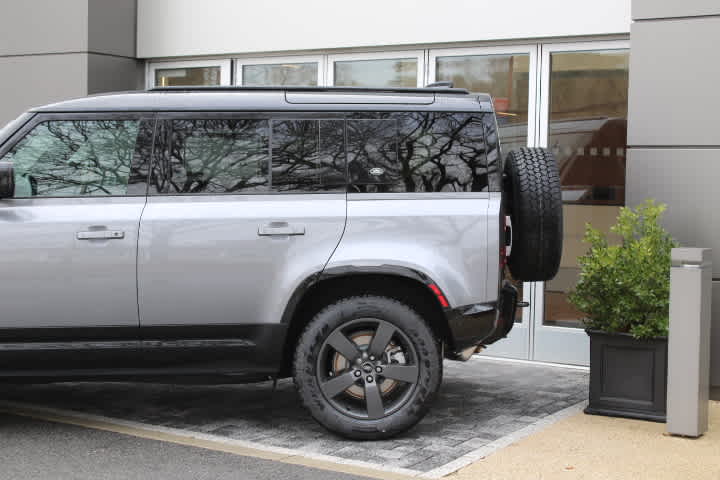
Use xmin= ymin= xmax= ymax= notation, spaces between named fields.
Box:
xmin=137 ymin=113 xmax=347 ymax=373
xmin=0 ymin=114 xmax=153 ymax=372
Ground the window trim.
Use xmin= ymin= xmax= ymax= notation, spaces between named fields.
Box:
xmin=327 ymin=50 xmax=426 ymax=88
xmin=0 ymin=112 xmax=155 ymax=199
xmin=147 ymin=59 xmax=232 ymax=89
xmin=234 ymin=55 xmax=325 ymax=86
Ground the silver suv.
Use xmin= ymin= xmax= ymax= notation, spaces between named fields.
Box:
xmin=0 ymin=86 xmax=562 ymax=439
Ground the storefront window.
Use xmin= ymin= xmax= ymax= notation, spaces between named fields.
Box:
xmin=544 ymin=49 xmax=630 ymax=329
xmin=242 ymin=63 xmax=318 ymax=86
xmin=154 ymin=66 xmax=221 ymax=87
xmin=334 ymin=58 xmax=417 ymax=88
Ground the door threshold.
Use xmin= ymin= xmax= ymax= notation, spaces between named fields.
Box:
xmin=472 ymin=354 xmax=589 ymax=371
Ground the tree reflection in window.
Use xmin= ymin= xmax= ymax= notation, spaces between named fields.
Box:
xmin=155 ymin=119 xmax=269 ymax=194
xmin=347 ymin=112 xmax=488 ymax=192
xmin=272 ymin=119 xmax=346 ymax=192
xmin=5 ymin=120 xmax=139 ymax=197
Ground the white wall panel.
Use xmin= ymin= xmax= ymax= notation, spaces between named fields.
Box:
xmin=137 ymin=0 xmax=631 ymax=59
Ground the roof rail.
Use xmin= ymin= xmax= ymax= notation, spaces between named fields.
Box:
xmin=424 ymin=81 xmax=454 ymax=88
xmin=147 ymin=85 xmax=470 ymax=95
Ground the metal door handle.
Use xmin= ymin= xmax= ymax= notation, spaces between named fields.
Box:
xmin=77 ymin=230 xmax=125 ymax=240
xmin=257 ymin=222 xmax=305 ymax=236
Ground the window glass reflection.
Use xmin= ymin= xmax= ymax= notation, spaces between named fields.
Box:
xmin=4 ymin=120 xmax=139 ymax=197
xmin=243 ymin=63 xmax=318 ymax=86
xmin=544 ymin=49 xmax=629 ymax=329
xmin=334 ymin=58 xmax=417 ymax=87
xmin=153 ymin=119 xmax=269 ymax=194
xmin=155 ymin=66 xmax=221 ymax=87
xmin=436 ymin=54 xmax=530 ymax=155
xmin=347 ymin=112 xmax=488 ymax=192
xmin=271 ymin=119 xmax=346 ymax=191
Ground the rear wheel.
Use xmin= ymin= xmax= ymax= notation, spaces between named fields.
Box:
xmin=293 ymin=295 xmax=442 ymax=440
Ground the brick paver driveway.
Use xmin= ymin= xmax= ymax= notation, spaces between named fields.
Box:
xmin=1 ymin=358 xmax=588 ymax=475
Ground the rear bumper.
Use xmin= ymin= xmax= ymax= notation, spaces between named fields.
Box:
xmin=445 ymin=281 xmax=518 ymax=358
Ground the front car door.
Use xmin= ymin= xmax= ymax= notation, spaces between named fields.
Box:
xmin=0 ymin=114 xmax=153 ymax=374
xmin=137 ymin=113 xmax=347 ymax=374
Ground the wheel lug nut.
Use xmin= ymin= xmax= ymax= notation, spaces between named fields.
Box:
xmin=375 ymin=366 xmax=383 ymax=373
xmin=366 ymin=376 xmax=374 ymax=383
xmin=369 ymin=355 xmax=375 ymax=361
xmin=354 ymin=370 xmax=361 ymax=377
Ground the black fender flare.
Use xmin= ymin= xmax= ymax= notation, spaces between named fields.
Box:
xmin=280 ymin=265 xmax=442 ymax=325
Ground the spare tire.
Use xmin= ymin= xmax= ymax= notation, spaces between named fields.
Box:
xmin=504 ymin=147 xmax=563 ymax=282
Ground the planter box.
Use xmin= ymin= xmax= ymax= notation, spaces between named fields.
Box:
xmin=585 ymin=330 xmax=667 ymax=422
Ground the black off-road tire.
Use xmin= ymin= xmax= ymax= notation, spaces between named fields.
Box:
xmin=293 ymin=296 xmax=442 ymax=440
xmin=504 ymin=147 xmax=563 ymax=282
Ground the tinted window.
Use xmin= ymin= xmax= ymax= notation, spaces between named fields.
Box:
xmin=2 ymin=119 xmax=142 ymax=197
xmin=347 ymin=112 xmax=488 ymax=192
xmin=272 ymin=119 xmax=346 ymax=192
xmin=152 ymin=119 xmax=269 ymax=194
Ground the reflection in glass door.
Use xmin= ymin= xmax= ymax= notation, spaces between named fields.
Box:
xmin=429 ymin=45 xmax=538 ymax=360
xmin=534 ymin=41 xmax=630 ymax=365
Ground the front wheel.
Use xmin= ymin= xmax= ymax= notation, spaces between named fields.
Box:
xmin=293 ymin=296 xmax=442 ymax=440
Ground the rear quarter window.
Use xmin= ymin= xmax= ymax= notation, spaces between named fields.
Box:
xmin=347 ymin=112 xmax=489 ymax=193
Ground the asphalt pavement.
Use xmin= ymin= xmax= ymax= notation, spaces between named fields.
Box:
xmin=0 ymin=413 xmax=372 ymax=480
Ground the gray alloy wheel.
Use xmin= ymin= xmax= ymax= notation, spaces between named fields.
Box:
xmin=293 ymin=296 xmax=442 ymax=440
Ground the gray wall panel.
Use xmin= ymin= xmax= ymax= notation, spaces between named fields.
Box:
xmin=87 ymin=54 xmax=143 ymax=94
xmin=628 ymin=18 xmax=720 ymax=147
xmin=628 ymin=148 xmax=720 ymax=385
xmin=0 ymin=54 xmax=87 ymax=126
xmin=88 ymin=0 xmax=137 ymax=58
xmin=633 ymin=0 xmax=720 ymax=20
xmin=627 ymin=148 xmax=720 ymax=274
xmin=0 ymin=0 xmax=88 ymax=56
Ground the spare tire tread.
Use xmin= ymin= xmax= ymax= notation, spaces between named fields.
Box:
xmin=505 ymin=147 xmax=563 ymax=282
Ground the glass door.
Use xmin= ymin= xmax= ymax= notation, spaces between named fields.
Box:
xmin=532 ymin=41 xmax=630 ymax=365
xmin=429 ymin=45 xmax=539 ymax=360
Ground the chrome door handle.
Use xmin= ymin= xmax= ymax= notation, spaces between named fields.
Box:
xmin=77 ymin=230 xmax=125 ymax=240
xmin=257 ymin=222 xmax=305 ymax=236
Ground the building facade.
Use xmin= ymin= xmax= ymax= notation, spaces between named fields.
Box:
xmin=0 ymin=0 xmax=717 ymax=378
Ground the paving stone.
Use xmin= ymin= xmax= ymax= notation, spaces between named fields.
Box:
xmin=1 ymin=359 xmax=587 ymax=473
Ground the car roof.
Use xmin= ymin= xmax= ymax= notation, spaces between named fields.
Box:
xmin=30 ymin=86 xmax=494 ymax=114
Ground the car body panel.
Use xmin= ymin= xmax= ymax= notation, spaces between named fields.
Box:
xmin=137 ymin=193 xmax=347 ymax=327
xmin=328 ymin=193 xmax=491 ymax=308
xmin=0 ymin=197 xmax=145 ymax=330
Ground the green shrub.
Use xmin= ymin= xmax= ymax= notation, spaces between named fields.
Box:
xmin=568 ymin=199 xmax=678 ymax=339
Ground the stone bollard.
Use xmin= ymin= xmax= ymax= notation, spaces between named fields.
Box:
xmin=667 ymin=248 xmax=712 ymax=437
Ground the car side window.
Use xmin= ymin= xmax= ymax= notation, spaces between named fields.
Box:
xmin=271 ymin=119 xmax=346 ymax=192
xmin=151 ymin=119 xmax=270 ymax=194
xmin=2 ymin=119 xmax=144 ymax=197
xmin=347 ymin=112 xmax=488 ymax=192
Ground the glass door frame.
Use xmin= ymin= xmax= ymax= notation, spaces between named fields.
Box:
xmin=531 ymin=40 xmax=630 ymax=365
xmin=428 ymin=44 xmax=540 ymax=360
